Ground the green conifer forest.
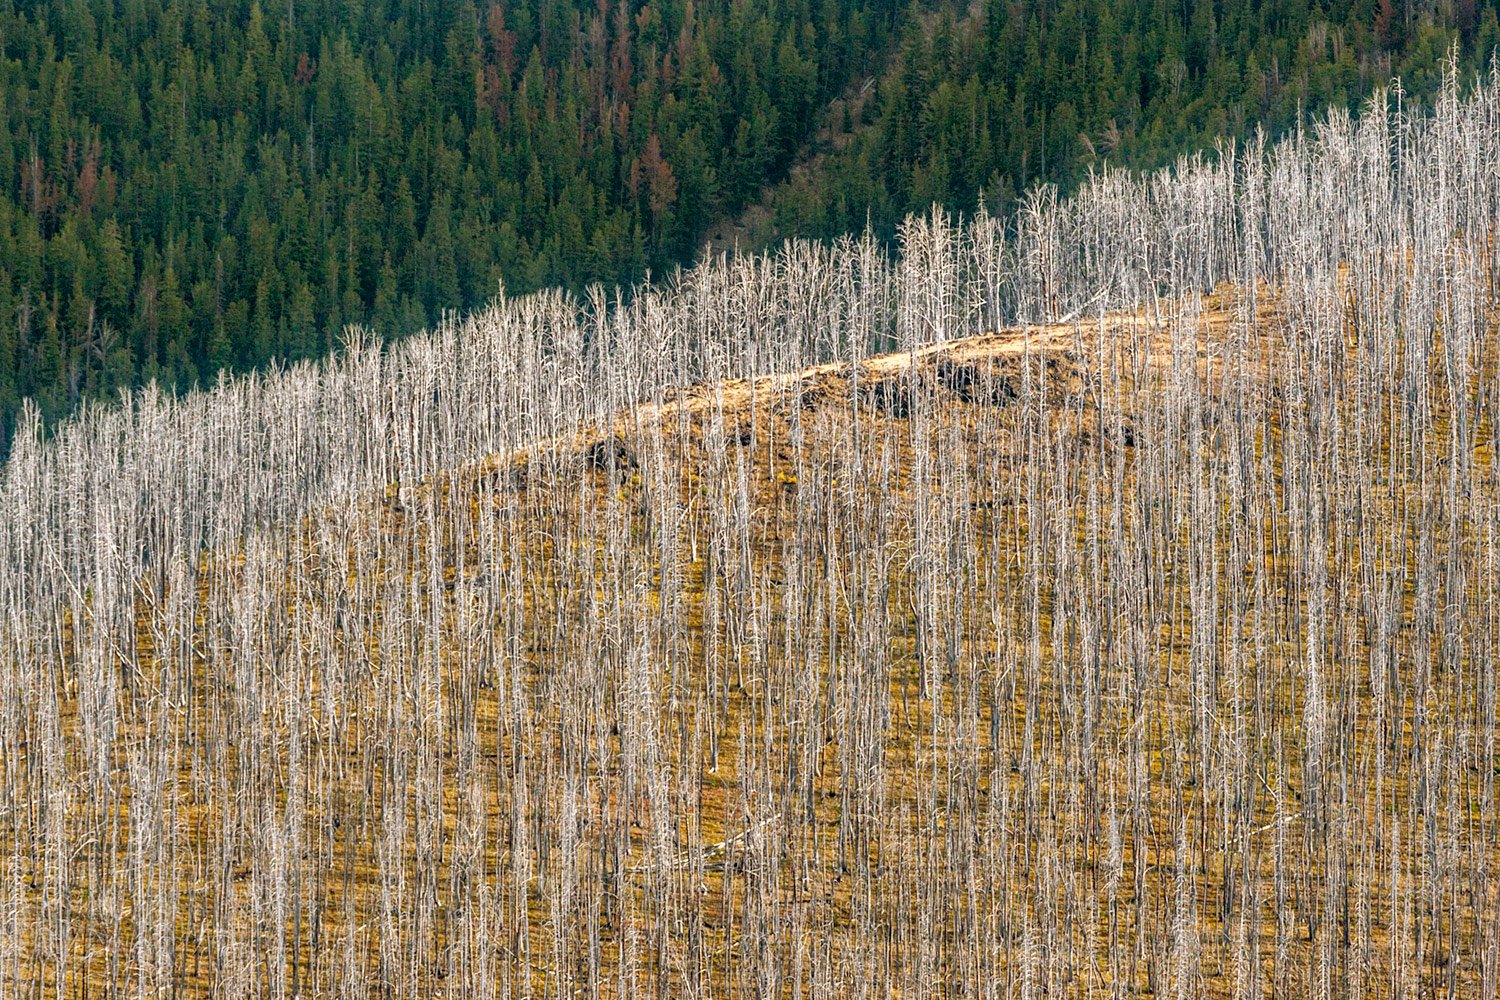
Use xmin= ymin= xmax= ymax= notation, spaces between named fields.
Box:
xmin=0 ymin=0 xmax=1492 ymax=447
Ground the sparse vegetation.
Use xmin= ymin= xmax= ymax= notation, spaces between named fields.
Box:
xmin=3 ymin=68 xmax=1500 ymax=998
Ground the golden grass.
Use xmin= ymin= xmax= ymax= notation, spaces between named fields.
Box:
xmin=6 ymin=291 xmax=1500 ymax=998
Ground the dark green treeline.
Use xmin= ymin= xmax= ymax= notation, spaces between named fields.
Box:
xmin=0 ymin=0 xmax=1492 ymax=449
xmin=753 ymin=0 xmax=1496 ymax=244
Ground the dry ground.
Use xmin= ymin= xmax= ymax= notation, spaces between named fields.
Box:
xmin=6 ymin=289 xmax=1500 ymax=998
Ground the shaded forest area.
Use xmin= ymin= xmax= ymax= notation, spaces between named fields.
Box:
xmin=0 ymin=0 xmax=1493 ymax=449
xmin=741 ymin=0 xmax=1498 ymax=243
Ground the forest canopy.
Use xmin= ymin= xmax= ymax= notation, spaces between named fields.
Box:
xmin=0 ymin=0 xmax=1493 ymax=450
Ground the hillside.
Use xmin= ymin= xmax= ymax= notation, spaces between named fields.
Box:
xmin=4 ymin=73 xmax=1500 ymax=997
xmin=0 ymin=0 xmax=1494 ymax=449
xmin=10 ymin=294 xmax=1500 ymax=997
